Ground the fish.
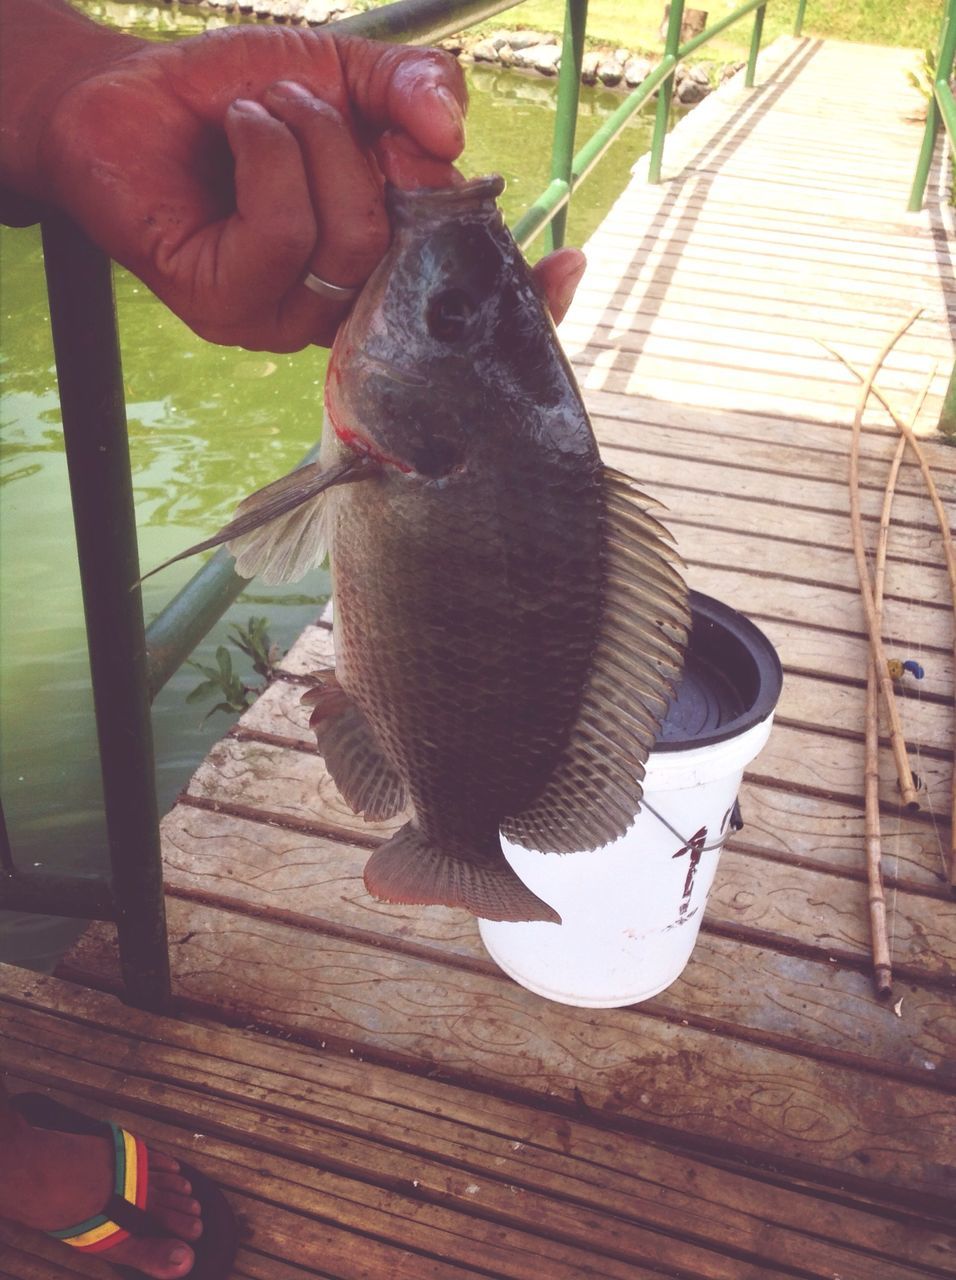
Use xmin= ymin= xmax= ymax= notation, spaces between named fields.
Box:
xmin=160 ymin=175 xmax=690 ymax=924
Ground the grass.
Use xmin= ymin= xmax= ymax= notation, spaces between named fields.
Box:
xmin=468 ymin=0 xmax=944 ymax=61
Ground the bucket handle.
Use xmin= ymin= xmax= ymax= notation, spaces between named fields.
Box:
xmin=642 ymin=797 xmax=743 ymax=854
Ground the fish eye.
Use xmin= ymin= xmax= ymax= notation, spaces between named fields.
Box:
xmin=426 ymin=288 xmax=475 ymax=342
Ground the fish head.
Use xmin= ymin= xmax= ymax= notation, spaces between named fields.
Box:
xmin=325 ymin=175 xmax=596 ymax=482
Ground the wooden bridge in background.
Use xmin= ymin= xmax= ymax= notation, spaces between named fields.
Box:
xmin=2 ymin=35 xmax=955 ymax=1280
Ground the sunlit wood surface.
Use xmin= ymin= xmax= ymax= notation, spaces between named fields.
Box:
xmin=4 ymin=35 xmax=954 ymax=1280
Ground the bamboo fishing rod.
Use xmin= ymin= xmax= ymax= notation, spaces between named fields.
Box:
xmin=821 ymin=310 xmax=923 ymax=812
xmin=831 ymin=348 xmax=956 ymax=894
xmin=864 ymin=367 xmax=936 ymax=998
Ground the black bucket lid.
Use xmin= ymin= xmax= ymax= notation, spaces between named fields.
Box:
xmin=655 ymin=591 xmax=783 ymax=752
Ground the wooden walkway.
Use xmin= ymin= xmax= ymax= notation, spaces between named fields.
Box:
xmin=3 ymin=35 xmax=956 ymax=1280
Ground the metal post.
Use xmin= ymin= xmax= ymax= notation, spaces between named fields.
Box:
xmin=547 ymin=0 xmax=589 ymax=251
xmin=909 ymin=98 xmax=942 ymax=212
xmin=745 ymin=3 xmax=766 ymax=88
xmin=649 ymin=0 xmax=685 ymax=184
xmin=335 ymin=0 xmax=524 ymax=41
xmin=41 ymin=213 xmax=171 ymax=1010
xmin=940 ymin=360 xmax=956 ymax=437
xmin=908 ymin=0 xmax=955 ymax=211
xmin=793 ymin=0 xmax=807 ymax=37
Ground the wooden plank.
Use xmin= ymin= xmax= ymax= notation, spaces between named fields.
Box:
xmin=167 ymin=709 xmax=952 ymax=893
xmin=257 ymin=659 xmax=954 ymax=760
xmin=0 ymin=1229 xmax=98 ymax=1280
xmin=589 ymin=211 xmax=956 ymax=275
xmin=6 ymin=971 xmax=952 ymax=1279
xmin=0 ymin=1078 xmax=769 ymax=1280
xmin=671 ymin=517 xmax=951 ymax=611
xmin=231 ymin=661 xmax=956 ymax=890
xmin=571 ymin=284 xmax=951 ymax=375
xmin=570 ymin=255 xmax=953 ymax=331
xmin=595 ymin=183 xmax=953 ymax=248
xmin=596 ymin=429 xmax=956 ymax=520
xmin=152 ymin=802 xmax=954 ymax=1084
xmin=753 ymin=615 xmax=953 ymax=704
xmin=55 ymin=899 xmax=956 ymax=1205
xmin=275 ymin=580 xmax=956 ymax=719
xmin=0 ymin=1074 xmax=664 ymax=1280
xmin=565 ymin=312 xmax=954 ymax=379
xmin=573 ymin=352 xmax=941 ymax=430
xmin=583 ymin=369 xmax=936 ymax=433
xmin=576 ymin=246 xmax=954 ymax=314
xmin=588 ymin=392 xmax=956 ymax=484
xmin=184 ymin=718 xmax=955 ymax=873
xmin=582 ymin=234 xmax=955 ymax=300
xmin=260 ymin=656 xmax=955 ymax=828
xmin=735 ymin=775 xmax=948 ymax=887
xmin=680 ymin=562 xmax=951 ymax=664
xmin=637 ymin=171 xmax=939 ymax=227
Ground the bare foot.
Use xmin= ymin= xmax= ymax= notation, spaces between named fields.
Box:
xmin=7 ymin=1119 xmax=202 ymax=1278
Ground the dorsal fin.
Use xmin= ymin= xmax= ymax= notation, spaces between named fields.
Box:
xmin=501 ymin=466 xmax=689 ymax=853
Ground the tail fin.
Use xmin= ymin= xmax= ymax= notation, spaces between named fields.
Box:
xmin=364 ymin=823 xmax=560 ymax=924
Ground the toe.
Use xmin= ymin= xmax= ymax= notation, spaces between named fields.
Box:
xmin=153 ymin=1204 xmax=204 ymax=1240
xmin=114 ymin=1236 xmax=195 ymax=1279
xmin=148 ymin=1151 xmax=182 ymax=1175
xmin=151 ymin=1170 xmax=193 ymax=1198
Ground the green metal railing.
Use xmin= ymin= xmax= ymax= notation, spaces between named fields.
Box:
xmin=909 ymin=0 xmax=956 ymax=436
xmin=1 ymin=0 xmax=796 ymax=1008
xmin=511 ymin=0 xmax=790 ymax=249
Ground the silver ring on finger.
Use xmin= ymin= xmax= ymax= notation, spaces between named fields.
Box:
xmin=302 ymin=271 xmax=359 ymax=303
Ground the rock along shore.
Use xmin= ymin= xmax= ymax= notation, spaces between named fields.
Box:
xmin=176 ymin=0 xmax=745 ymax=105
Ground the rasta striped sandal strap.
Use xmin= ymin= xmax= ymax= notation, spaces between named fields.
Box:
xmin=10 ymin=1091 xmax=239 ymax=1280
xmin=48 ymin=1123 xmax=152 ymax=1254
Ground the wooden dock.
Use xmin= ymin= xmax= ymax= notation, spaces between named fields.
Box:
xmin=2 ymin=35 xmax=955 ymax=1279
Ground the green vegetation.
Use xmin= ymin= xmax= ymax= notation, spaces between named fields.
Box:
xmin=186 ymin=617 xmax=283 ymax=720
xmin=474 ymin=0 xmax=943 ymax=59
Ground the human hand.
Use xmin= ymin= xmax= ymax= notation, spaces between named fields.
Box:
xmin=3 ymin=3 xmax=584 ymax=350
xmin=22 ymin=19 xmax=467 ymax=349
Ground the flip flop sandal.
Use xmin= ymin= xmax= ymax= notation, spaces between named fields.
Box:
xmin=10 ymin=1091 xmax=238 ymax=1280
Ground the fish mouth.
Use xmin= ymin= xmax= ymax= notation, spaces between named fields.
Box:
xmin=387 ymin=175 xmax=506 ymax=224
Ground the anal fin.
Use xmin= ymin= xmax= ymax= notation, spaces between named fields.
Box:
xmin=364 ymin=823 xmax=561 ymax=923
xmin=301 ymin=671 xmax=408 ymax=822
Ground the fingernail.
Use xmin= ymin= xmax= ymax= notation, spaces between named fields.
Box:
xmin=556 ymin=255 xmax=586 ymax=315
xmin=230 ymin=98 xmax=266 ymax=117
xmin=267 ymin=80 xmax=313 ymax=101
xmin=434 ymin=86 xmax=465 ymax=138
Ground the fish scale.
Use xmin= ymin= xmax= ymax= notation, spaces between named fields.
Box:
xmin=157 ymin=175 xmax=689 ymax=923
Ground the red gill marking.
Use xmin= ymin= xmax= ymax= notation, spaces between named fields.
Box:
xmin=327 ymin=408 xmax=413 ymax=475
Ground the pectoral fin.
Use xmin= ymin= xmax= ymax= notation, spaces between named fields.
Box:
xmin=138 ymin=455 xmax=376 ymax=585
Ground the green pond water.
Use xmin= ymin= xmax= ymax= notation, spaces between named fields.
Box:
xmin=0 ymin=2 xmax=661 ymax=969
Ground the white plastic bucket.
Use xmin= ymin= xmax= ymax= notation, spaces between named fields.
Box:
xmin=478 ymin=593 xmax=782 ymax=1008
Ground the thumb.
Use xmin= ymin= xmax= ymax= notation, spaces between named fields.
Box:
xmin=335 ymin=39 xmax=467 ymax=161
xmin=532 ymin=248 xmax=587 ymax=326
